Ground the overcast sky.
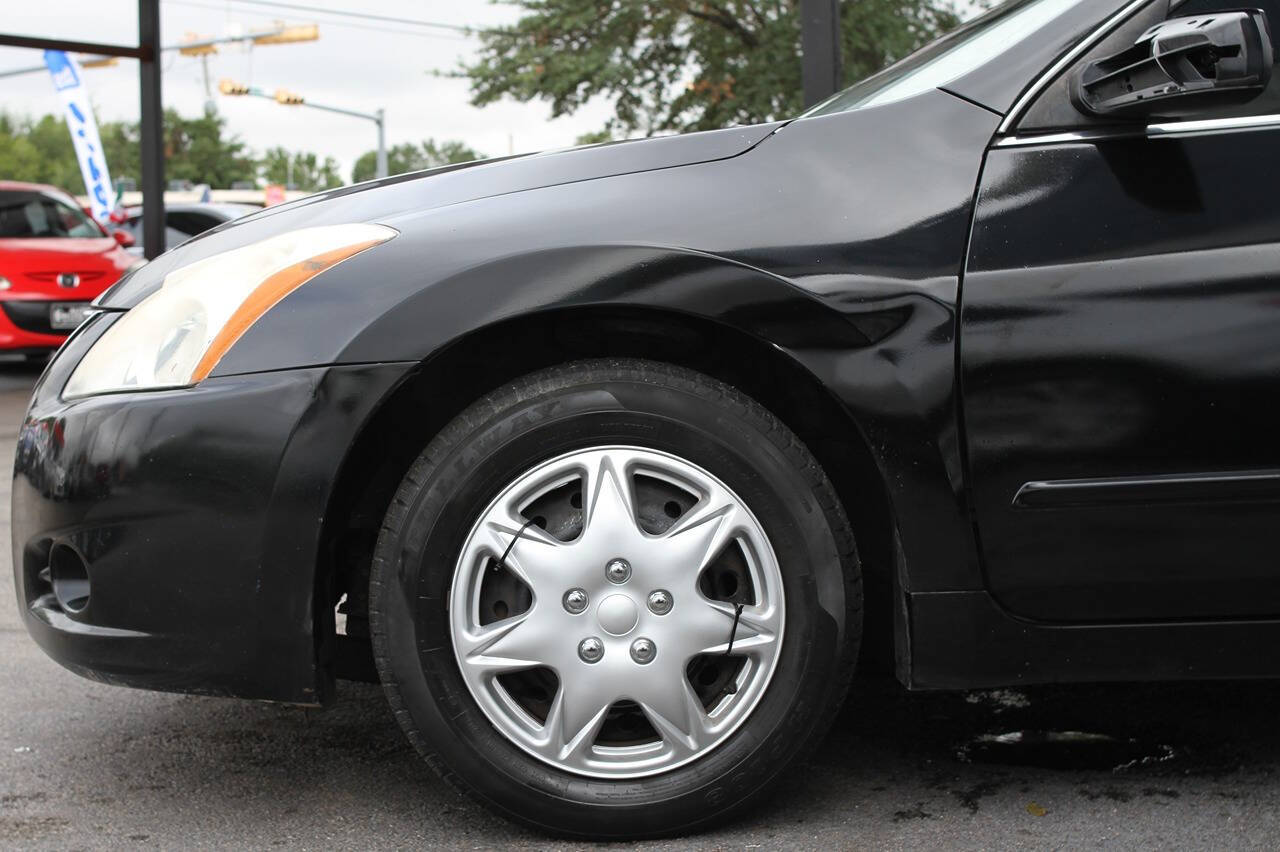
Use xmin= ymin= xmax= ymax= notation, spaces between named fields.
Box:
xmin=3 ymin=1 xmax=613 ymax=181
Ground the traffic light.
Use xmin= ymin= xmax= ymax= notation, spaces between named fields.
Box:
xmin=253 ymin=24 xmax=319 ymax=46
xmin=274 ymin=89 xmax=305 ymax=105
xmin=179 ymin=32 xmax=217 ymax=57
xmin=219 ymin=79 xmax=252 ymax=96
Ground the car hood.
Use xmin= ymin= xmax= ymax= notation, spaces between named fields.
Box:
xmin=0 ymin=236 xmax=119 ymax=260
xmin=0 ymin=236 xmax=135 ymax=299
xmin=100 ymin=121 xmax=785 ymax=308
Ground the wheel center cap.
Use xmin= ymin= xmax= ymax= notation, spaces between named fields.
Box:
xmin=596 ymin=594 xmax=639 ymax=636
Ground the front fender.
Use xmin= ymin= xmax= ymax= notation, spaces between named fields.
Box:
xmin=210 ymin=94 xmax=995 ymax=597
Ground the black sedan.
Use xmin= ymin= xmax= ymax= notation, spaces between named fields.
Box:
xmin=12 ymin=0 xmax=1280 ymax=838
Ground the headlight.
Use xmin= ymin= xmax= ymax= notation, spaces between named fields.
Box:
xmin=64 ymin=223 xmax=395 ymax=399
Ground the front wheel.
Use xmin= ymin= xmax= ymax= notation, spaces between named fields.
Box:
xmin=369 ymin=359 xmax=860 ymax=838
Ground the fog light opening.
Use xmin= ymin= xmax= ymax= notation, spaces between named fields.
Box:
xmin=49 ymin=543 xmax=90 ymax=614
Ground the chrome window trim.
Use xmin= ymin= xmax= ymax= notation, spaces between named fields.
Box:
xmin=997 ymin=0 xmax=1157 ymax=133
xmin=994 ymin=113 xmax=1280 ymax=146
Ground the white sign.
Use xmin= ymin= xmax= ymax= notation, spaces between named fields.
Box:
xmin=43 ymin=51 xmax=114 ymax=223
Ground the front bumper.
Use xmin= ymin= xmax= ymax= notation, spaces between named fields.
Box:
xmin=0 ymin=298 xmax=80 ymax=350
xmin=12 ymin=312 xmax=412 ymax=703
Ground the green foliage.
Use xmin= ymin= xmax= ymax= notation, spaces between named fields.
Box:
xmin=162 ymin=107 xmax=257 ymax=187
xmin=574 ymin=129 xmax=615 ymax=146
xmin=351 ymin=138 xmax=486 ymax=183
xmin=260 ymin=146 xmax=344 ymax=192
xmin=99 ymin=121 xmax=141 ymax=185
xmin=461 ymin=0 xmax=961 ymax=136
xmin=0 ymin=114 xmax=80 ymax=188
xmin=351 ymin=143 xmax=414 ymax=184
xmin=0 ymin=107 xmax=257 ymax=194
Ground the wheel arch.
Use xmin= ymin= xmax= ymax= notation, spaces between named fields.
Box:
xmin=315 ymin=304 xmax=902 ymax=684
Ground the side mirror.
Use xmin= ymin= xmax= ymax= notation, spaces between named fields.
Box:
xmin=111 ymin=229 xmax=136 ymax=248
xmin=1072 ymin=10 xmax=1273 ymax=118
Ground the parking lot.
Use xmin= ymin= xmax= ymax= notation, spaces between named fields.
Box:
xmin=1 ymin=362 xmax=1279 ymax=850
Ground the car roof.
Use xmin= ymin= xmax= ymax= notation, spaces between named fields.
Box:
xmin=0 ymin=180 xmax=59 ymax=193
xmin=124 ymin=202 xmax=260 ymax=219
xmin=0 ymin=181 xmax=78 ymax=201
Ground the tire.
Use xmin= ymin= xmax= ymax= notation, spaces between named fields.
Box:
xmin=369 ymin=358 xmax=861 ymax=839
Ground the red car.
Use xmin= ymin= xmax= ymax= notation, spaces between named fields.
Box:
xmin=0 ymin=182 xmax=139 ymax=356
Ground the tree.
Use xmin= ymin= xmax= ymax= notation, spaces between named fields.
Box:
xmin=574 ymin=129 xmax=614 ymax=146
xmin=461 ymin=0 xmax=961 ymax=136
xmin=162 ymin=107 xmax=256 ymax=187
xmin=99 ymin=120 xmax=141 ymax=185
xmin=0 ymin=113 xmax=81 ymax=189
xmin=260 ymin=146 xmax=344 ymax=191
xmin=351 ymin=138 xmax=486 ymax=183
xmin=0 ymin=107 xmax=256 ymax=193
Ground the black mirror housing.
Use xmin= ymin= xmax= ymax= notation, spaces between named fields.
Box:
xmin=1072 ymin=9 xmax=1273 ymax=118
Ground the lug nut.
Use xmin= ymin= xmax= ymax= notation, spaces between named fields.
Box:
xmin=578 ymin=637 xmax=604 ymax=663
xmin=605 ymin=558 xmax=632 ymax=584
xmin=647 ymin=589 xmax=673 ymax=615
xmin=563 ymin=588 xmax=588 ymax=614
xmin=630 ymin=637 xmax=656 ymax=664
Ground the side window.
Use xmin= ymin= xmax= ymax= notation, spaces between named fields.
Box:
xmin=1018 ymin=0 xmax=1280 ymax=131
xmin=166 ymin=212 xmax=221 ymax=237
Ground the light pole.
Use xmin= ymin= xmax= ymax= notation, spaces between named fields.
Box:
xmin=375 ymin=108 xmax=386 ymax=180
xmin=220 ymin=80 xmax=387 ymax=179
xmin=801 ymin=0 xmax=842 ymax=107
xmin=287 ymin=98 xmax=386 ymax=180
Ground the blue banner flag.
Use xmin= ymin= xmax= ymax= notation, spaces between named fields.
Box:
xmin=43 ymin=51 xmax=115 ymax=223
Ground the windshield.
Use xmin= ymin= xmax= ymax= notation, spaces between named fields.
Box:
xmin=805 ymin=0 xmax=1087 ymax=115
xmin=0 ymin=190 xmax=103 ymax=239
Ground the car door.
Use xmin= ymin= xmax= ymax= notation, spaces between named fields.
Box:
xmin=961 ymin=0 xmax=1280 ymax=622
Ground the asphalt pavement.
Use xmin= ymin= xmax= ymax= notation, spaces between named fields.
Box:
xmin=2 ymin=360 xmax=1279 ymax=850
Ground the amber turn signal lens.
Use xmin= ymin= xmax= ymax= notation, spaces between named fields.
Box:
xmin=190 ymin=238 xmax=384 ymax=382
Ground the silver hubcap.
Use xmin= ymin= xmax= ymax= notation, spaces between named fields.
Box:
xmin=449 ymin=446 xmax=785 ymax=779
